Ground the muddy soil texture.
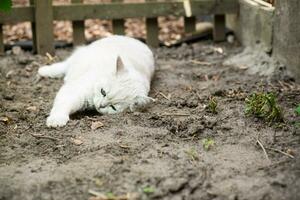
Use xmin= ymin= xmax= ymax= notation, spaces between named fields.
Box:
xmin=0 ymin=41 xmax=299 ymax=200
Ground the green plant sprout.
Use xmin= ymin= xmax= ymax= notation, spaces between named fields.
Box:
xmin=296 ymin=104 xmax=300 ymax=116
xmin=185 ymin=148 xmax=199 ymax=161
xmin=105 ymin=192 xmax=115 ymax=199
xmin=142 ymin=186 xmax=155 ymax=194
xmin=245 ymin=92 xmax=283 ymax=122
xmin=207 ymin=96 xmax=218 ymax=114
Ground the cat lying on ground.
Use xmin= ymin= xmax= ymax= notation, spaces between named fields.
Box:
xmin=38 ymin=35 xmax=155 ymax=127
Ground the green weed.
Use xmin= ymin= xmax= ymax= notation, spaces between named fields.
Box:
xmin=185 ymin=148 xmax=199 ymax=161
xmin=202 ymin=138 xmax=215 ymax=151
xmin=207 ymin=96 xmax=218 ymax=114
xmin=245 ymin=92 xmax=283 ymax=122
xmin=105 ymin=192 xmax=115 ymax=199
xmin=296 ymin=104 xmax=300 ymax=116
xmin=142 ymin=186 xmax=155 ymax=194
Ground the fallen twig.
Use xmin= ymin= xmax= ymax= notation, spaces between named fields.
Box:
xmin=118 ymin=144 xmax=131 ymax=149
xmin=256 ymin=138 xmax=270 ymax=161
xmin=265 ymin=147 xmax=295 ymax=159
xmin=158 ymin=92 xmax=171 ymax=101
xmin=159 ymin=113 xmax=190 ymax=117
xmin=88 ymin=189 xmax=137 ymax=200
xmin=30 ymin=133 xmax=59 ymax=141
xmin=190 ymin=60 xmax=212 ymax=66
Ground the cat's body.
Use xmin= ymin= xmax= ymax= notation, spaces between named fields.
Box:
xmin=38 ymin=36 xmax=155 ymax=127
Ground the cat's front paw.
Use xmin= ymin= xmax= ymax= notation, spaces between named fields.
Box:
xmin=46 ymin=114 xmax=69 ymax=127
xmin=130 ymin=96 xmax=155 ymax=111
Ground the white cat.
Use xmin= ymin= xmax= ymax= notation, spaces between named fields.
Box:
xmin=38 ymin=35 xmax=155 ymax=127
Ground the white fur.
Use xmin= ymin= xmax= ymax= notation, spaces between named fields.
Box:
xmin=38 ymin=36 xmax=155 ymax=127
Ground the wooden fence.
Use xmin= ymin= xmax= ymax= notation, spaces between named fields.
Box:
xmin=0 ymin=0 xmax=238 ymax=55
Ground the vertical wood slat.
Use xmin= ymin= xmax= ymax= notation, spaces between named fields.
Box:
xmin=213 ymin=14 xmax=226 ymax=42
xmin=72 ymin=0 xmax=85 ymax=46
xmin=184 ymin=17 xmax=196 ymax=34
xmin=34 ymin=0 xmax=54 ymax=55
xmin=29 ymin=0 xmax=37 ymax=53
xmin=112 ymin=0 xmax=125 ymax=35
xmin=0 ymin=25 xmax=3 ymax=55
xmin=145 ymin=0 xmax=159 ymax=47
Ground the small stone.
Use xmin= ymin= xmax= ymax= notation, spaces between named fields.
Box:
xmin=12 ymin=46 xmax=22 ymax=55
xmin=26 ymin=106 xmax=38 ymax=112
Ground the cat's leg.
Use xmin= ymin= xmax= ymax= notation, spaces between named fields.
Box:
xmin=38 ymin=60 xmax=69 ymax=78
xmin=46 ymin=83 xmax=87 ymax=127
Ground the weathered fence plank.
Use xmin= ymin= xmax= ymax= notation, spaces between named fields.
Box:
xmin=112 ymin=0 xmax=125 ymax=35
xmin=34 ymin=0 xmax=54 ymax=55
xmin=0 ymin=7 xmax=34 ymax=23
xmin=72 ymin=0 xmax=85 ymax=46
xmin=0 ymin=1 xmax=238 ymax=23
xmin=146 ymin=0 xmax=159 ymax=47
xmin=213 ymin=14 xmax=226 ymax=41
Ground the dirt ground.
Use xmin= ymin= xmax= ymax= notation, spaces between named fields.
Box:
xmin=0 ymin=41 xmax=299 ymax=200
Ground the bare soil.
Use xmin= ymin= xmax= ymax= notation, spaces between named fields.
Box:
xmin=0 ymin=41 xmax=299 ymax=200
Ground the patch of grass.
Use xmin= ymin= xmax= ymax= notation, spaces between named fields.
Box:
xmin=202 ymin=138 xmax=215 ymax=151
xmin=296 ymin=104 xmax=300 ymax=116
xmin=142 ymin=186 xmax=155 ymax=194
xmin=185 ymin=148 xmax=199 ymax=161
xmin=0 ymin=0 xmax=12 ymax=12
xmin=105 ymin=192 xmax=115 ymax=199
xmin=245 ymin=92 xmax=283 ymax=122
xmin=207 ymin=96 xmax=218 ymax=114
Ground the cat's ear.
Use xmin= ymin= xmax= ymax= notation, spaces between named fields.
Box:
xmin=116 ymin=56 xmax=126 ymax=75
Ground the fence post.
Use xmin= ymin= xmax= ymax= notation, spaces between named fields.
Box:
xmin=184 ymin=17 xmax=196 ymax=34
xmin=213 ymin=14 xmax=226 ymax=42
xmin=72 ymin=0 xmax=85 ymax=46
xmin=34 ymin=0 xmax=54 ymax=55
xmin=29 ymin=0 xmax=37 ymax=53
xmin=0 ymin=25 xmax=3 ymax=55
xmin=145 ymin=0 xmax=159 ymax=47
xmin=112 ymin=0 xmax=125 ymax=35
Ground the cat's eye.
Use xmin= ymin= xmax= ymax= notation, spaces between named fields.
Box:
xmin=110 ymin=105 xmax=116 ymax=111
xmin=101 ymin=88 xmax=106 ymax=97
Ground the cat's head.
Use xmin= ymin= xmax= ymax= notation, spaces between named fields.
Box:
xmin=93 ymin=56 xmax=154 ymax=114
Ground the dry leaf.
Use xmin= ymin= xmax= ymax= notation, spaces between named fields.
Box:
xmin=71 ymin=138 xmax=83 ymax=145
xmin=91 ymin=121 xmax=104 ymax=130
xmin=0 ymin=117 xmax=11 ymax=124
xmin=286 ymin=149 xmax=295 ymax=156
xmin=5 ymin=70 xmax=15 ymax=78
